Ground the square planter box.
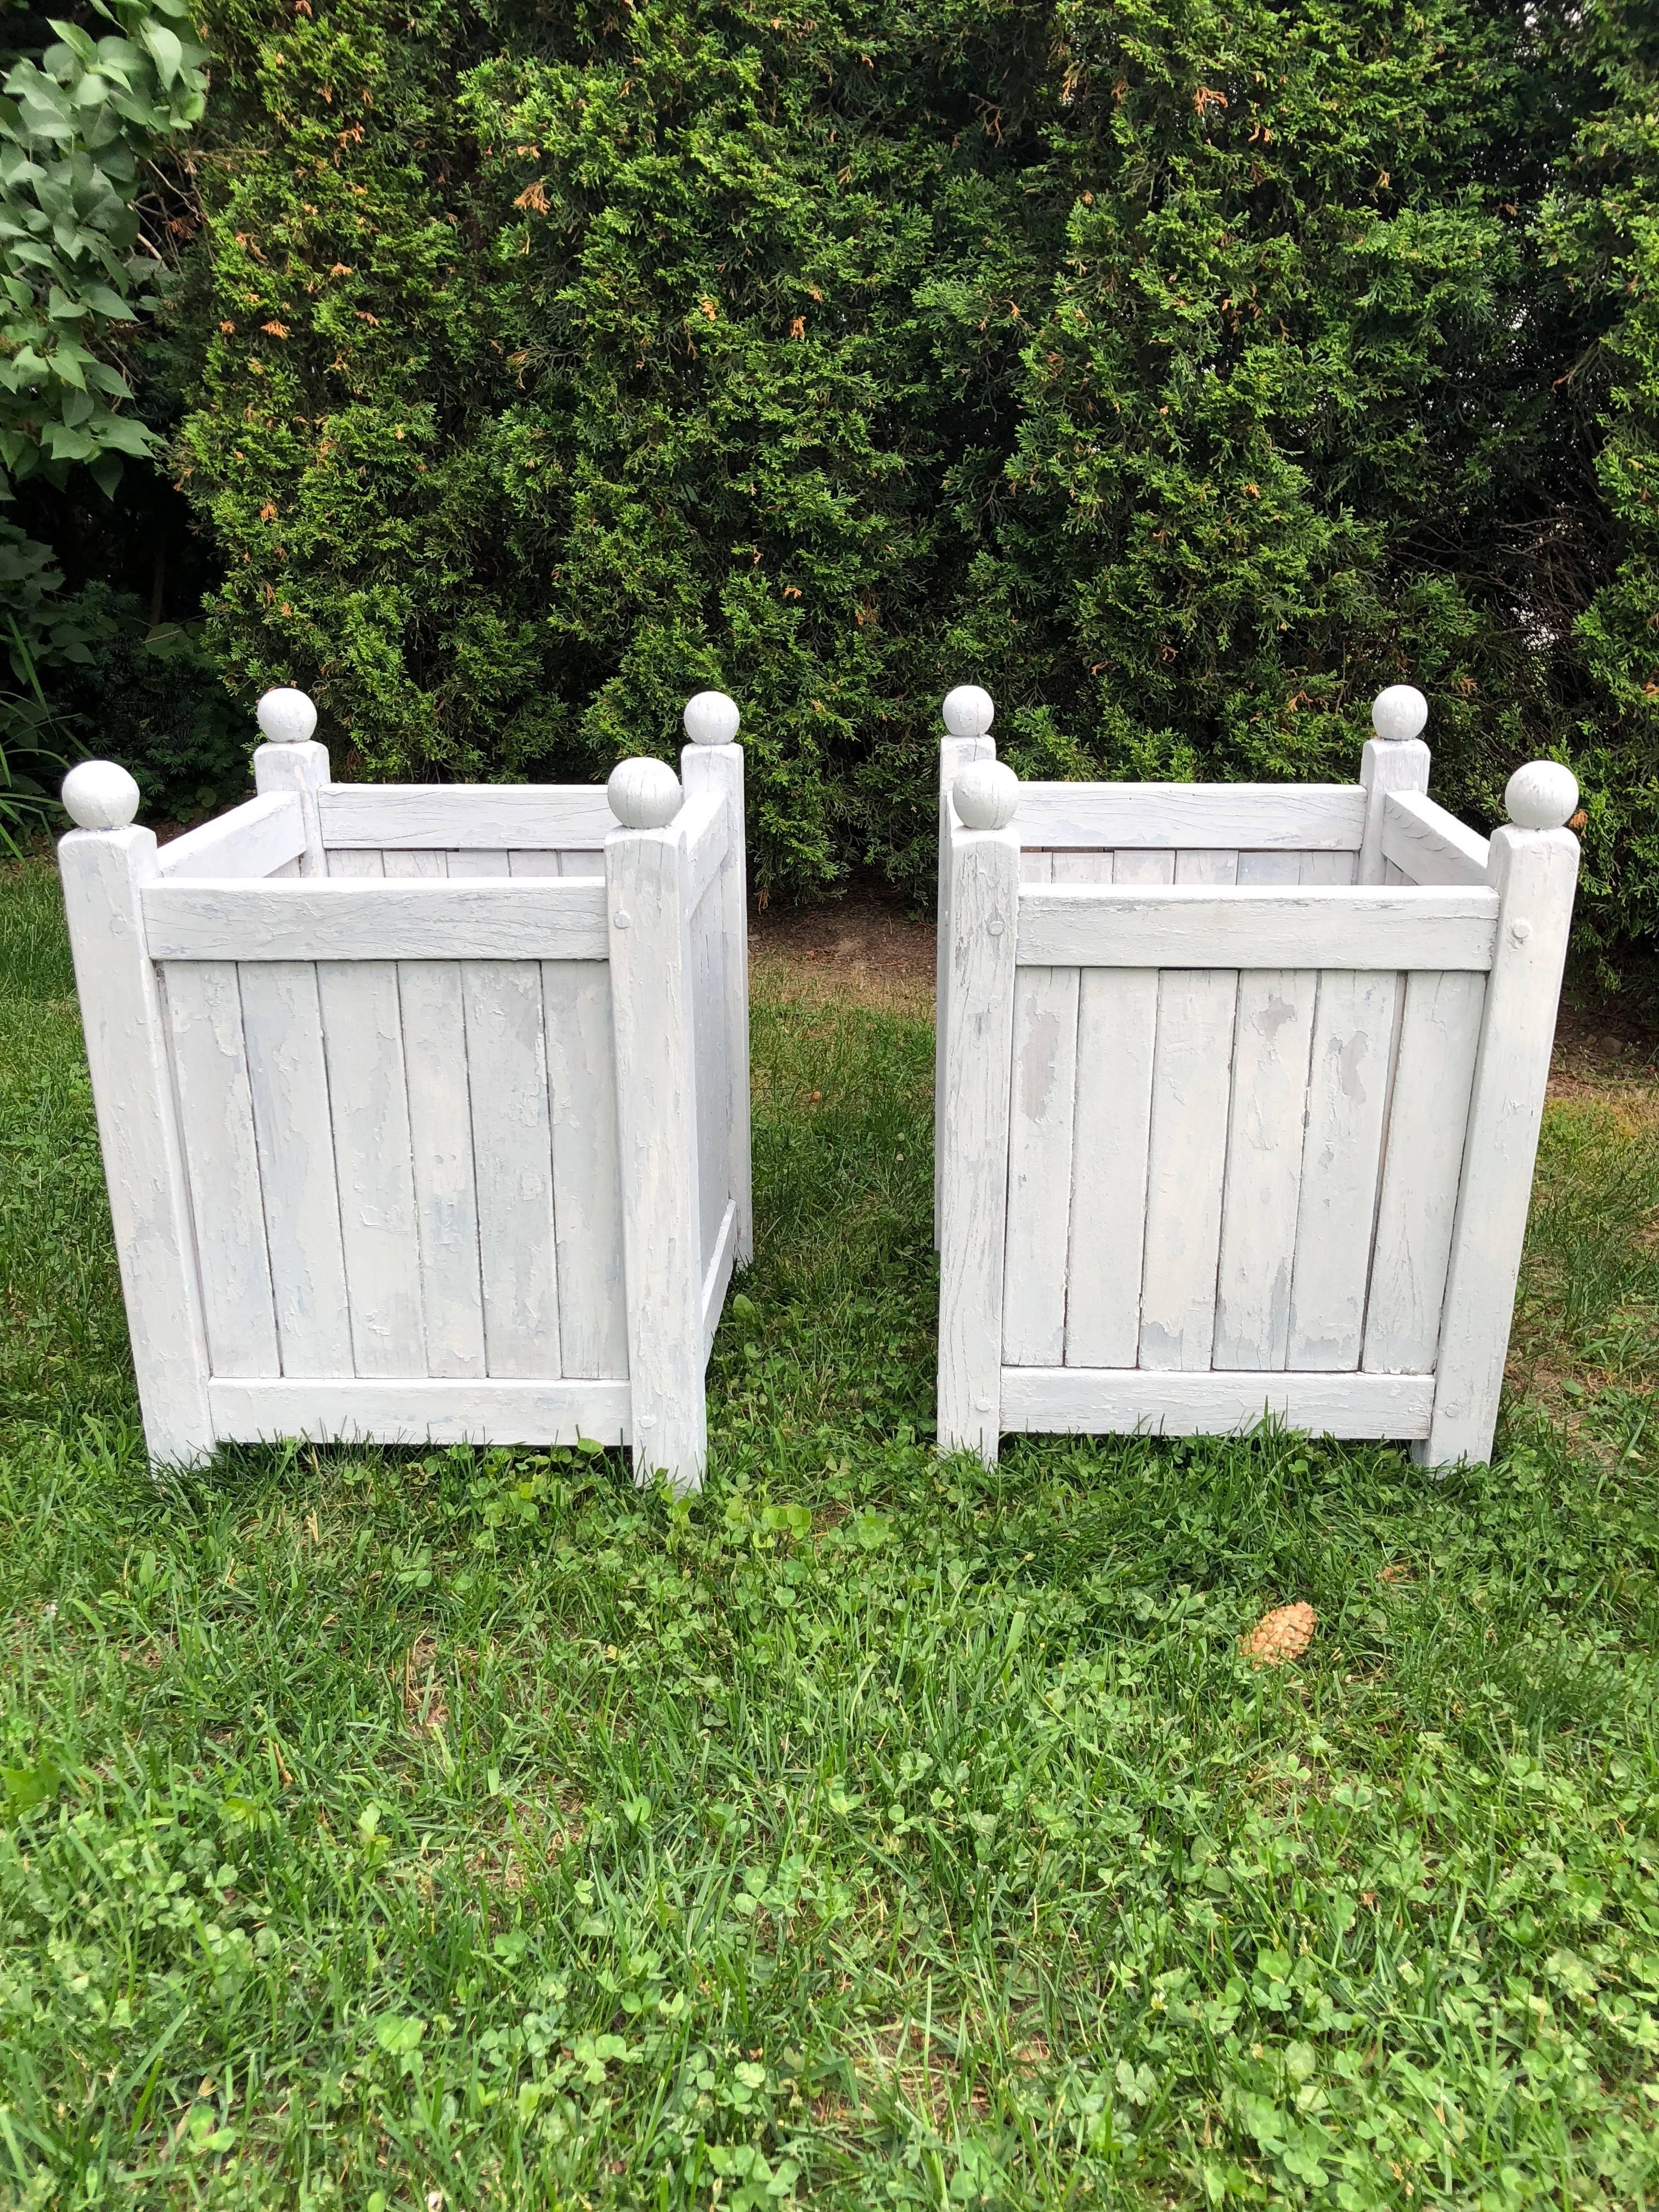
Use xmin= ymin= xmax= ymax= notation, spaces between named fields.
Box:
xmin=58 ymin=690 xmax=751 ymax=1491
xmin=933 ymin=685 xmax=1580 ymax=1470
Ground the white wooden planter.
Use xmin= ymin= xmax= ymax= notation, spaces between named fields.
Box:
xmin=934 ymin=684 xmax=1581 ymax=1470
xmin=57 ymin=689 xmax=752 ymax=1491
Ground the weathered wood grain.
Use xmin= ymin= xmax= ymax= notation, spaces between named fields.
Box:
xmin=1000 ymin=1367 xmax=1434 ymax=1438
xmin=1017 ymin=885 xmax=1497 ymax=971
xmin=144 ymin=879 xmax=610 ymax=962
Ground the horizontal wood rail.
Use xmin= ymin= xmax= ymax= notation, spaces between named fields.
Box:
xmin=999 ymin=1368 xmax=1435 ymax=1438
xmin=1015 ymin=884 xmax=1499 ymax=970
xmin=681 ymin=789 xmax=732 ymax=913
xmin=209 ymin=1377 xmax=630 ymax=1446
xmin=1383 ymin=789 xmax=1491 ymax=886
xmin=154 ymin=793 xmax=307 ymax=881
xmin=1012 ymin=783 xmax=1367 ymax=852
xmin=318 ymin=784 xmax=616 ymax=850
xmin=144 ymin=878 xmax=609 ymax=961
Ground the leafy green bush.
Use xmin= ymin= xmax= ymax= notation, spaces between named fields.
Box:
xmin=178 ymin=0 xmax=1656 ymax=954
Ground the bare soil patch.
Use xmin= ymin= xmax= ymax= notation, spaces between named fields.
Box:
xmin=750 ymin=883 xmax=934 ymax=1015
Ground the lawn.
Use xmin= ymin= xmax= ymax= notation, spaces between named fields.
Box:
xmin=2 ymin=854 xmax=1658 ymax=2210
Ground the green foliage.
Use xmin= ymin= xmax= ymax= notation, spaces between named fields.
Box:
xmin=4 ymin=861 xmax=1659 ymax=2203
xmin=175 ymin=0 xmax=1659 ymax=949
xmin=0 ymin=0 xmax=207 ymax=494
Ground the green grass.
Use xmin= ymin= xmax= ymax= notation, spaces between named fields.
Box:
xmin=2 ymin=856 xmax=1658 ymax=2211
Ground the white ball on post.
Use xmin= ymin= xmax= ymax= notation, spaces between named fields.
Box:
xmin=256 ymin=687 xmax=319 ymax=745
xmin=61 ymin=760 xmax=140 ymax=832
xmin=607 ymin=757 xmax=683 ymax=830
xmin=683 ymin=691 xmax=740 ymax=747
xmin=942 ymin=685 xmax=995 ymax=741
xmin=952 ymin=759 xmax=1019 ymax=832
xmin=1504 ymin=761 xmax=1579 ymax=832
xmin=1371 ymin=684 xmax=1428 ymax=743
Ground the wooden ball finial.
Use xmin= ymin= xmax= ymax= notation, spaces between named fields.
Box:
xmin=607 ymin=757 xmax=682 ymax=830
xmin=1371 ymin=684 xmax=1428 ymax=743
xmin=256 ymin=687 xmax=319 ymax=744
xmin=942 ymin=685 xmax=995 ymax=740
xmin=1505 ymin=760 xmax=1578 ymax=831
xmin=953 ymin=759 xmax=1019 ymax=831
xmin=683 ymin=691 xmax=740 ymax=746
xmin=61 ymin=760 xmax=140 ymax=832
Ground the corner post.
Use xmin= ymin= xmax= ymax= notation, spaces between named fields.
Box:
xmin=935 ymin=685 xmax=997 ymax=1246
xmin=55 ymin=763 xmax=213 ymax=1466
xmin=680 ymin=691 xmax=752 ymax=1266
xmin=1419 ymin=761 xmax=1581 ymax=1470
xmin=251 ymin=687 xmax=329 ymax=875
xmin=1358 ymin=684 xmax=1431 ymax=884
xmin=937 ymin=759 xmax=1021 ymax=1466
xmin=606 ymin=757 xmax=706 ymax=1493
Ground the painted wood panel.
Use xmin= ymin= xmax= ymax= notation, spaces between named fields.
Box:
xmin=319 ymin=785 xmax=614 ymax=850
xmin=463 ymin=960 xmax=561 ymax=1378
xmin=1237 ymin=851 xmax=1304 ymax=886
xmin=1002 ymin=966 xmax=1080 ymax=1364
xmin=1064 ymin=968 xmax=1158 ymax=1366
xmin=317 ymin=961 xmax=427 ymax=1377
xmin=145 ymin=879 xmax=610 ymax=963
xmin=1001 ymin=1366 xmax=1433 ymax=1439
xmin=1364 ymin=969 xmax=1485 ymax=1373
xmin=238 ymin=961 xmax=352 ymax=1376
xmin=163 ymin=961 xmax=279 ymax=1376
xmin=1286 ymin=970 xmax=1401 ymax=1369
xmin=156 ymin=794 xmax=306 ymax=882
xmin=1139 ymin=969 xmax=1238 ymax=1369
xmin=690 ymin=876 xmax=728 ymax=1276
xmin=1013 ymin=784 xmax=1365 ymax=850
xmin=398 ymin=959 xmax=487 ymax=1379
xmin=1016 ymin=885 xmax=1495 ymax=971
xmin=543 ymin=960 xmax=628 ymax=1379
xmin=1212 ymin=970 xmax=1319 ymax=1369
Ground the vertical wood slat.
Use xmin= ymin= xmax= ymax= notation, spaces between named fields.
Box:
xmin=239 ymin=961 xmax=352 ymax=1377
xmin=398 ymin=958 xmax=487 ymax=1379
xmin=1020 ymin=850 xmax=1054 ymax=883
xmin=1212 ymin=970 xmax=1319 ymax=1369
xmin=1138 ymin=970 xmax=1238 ymax=1370
xmin=464 ymin=958 xmax=561 ymax=1379
xmin=1175 ymin=850 xmax=1239 ymax=886
xmin=689 ymin=876 xmax=726 ymax=1273
xmin=326 ymin=848 xmax=384 ymax=878
xmin=543 ymin=961 xmax=627 ymax=1378
xmin=1001 ymin=966 xmax=1080 ymax=1364
xmin=163 ymin=962 xmax=279 ymax=1376
xmin=1051 ymin=853 xmax=1114 ymax=887
xmin=1299 ymin=851 xmax=1357 ymax=885
xmin=1113 ymin=849 xmax=1176 ymax=885
xmin=317 ymin=963 xmax=427 ymax=1377
xmin=1064 ymin=969 xmax=1159 ymax=1366
xmin=1364 ymin=970 xmax=1486 ymax=1373
xmin=1286 ymin=970 xmax=1401 ymax=1369
xmin=1237 ymin=853 xmax=1304 ymax=885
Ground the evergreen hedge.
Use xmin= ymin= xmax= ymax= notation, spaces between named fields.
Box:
xmin=178 ymin=0 xmax=1656 ymax=956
